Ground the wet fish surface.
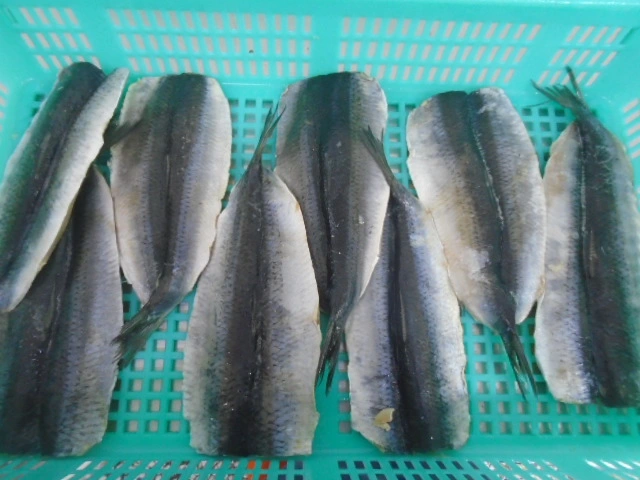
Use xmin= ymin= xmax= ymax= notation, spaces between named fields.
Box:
xmin=0 ymin=167 xmax=122 ymax=456
xmin=183 ymin=110 xmax=320 ymax=456
xmin=407 ymin=88 xmax=545 ymax=393
xmin=276 ymin=72 xmax=389 ymax=388
xmin=0 ymin=62 xmax=128 ymax=312
xmin=345 ymin=129 xmax=468 ymax=453
xmin=111 ymin=73 xmax=232 ymax=365
xmin=534 ymin=69 xmax=640 ymax=406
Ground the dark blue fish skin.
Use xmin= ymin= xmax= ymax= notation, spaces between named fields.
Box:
xmin=580 ymin=116 xmax=640 ymax=406
xmin=0 ymin=230 xmax=71 ymax=454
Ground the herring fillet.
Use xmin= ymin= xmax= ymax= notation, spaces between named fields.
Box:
xmin=346 ymin=213 xmax=403 ymax=452
xmin=0 ymin=167 xmax=122 ymax=456
xmin=40 ymin=167 xmax=122 ymax=456
xmin=0 ymin=63 xmax=128 ymax=312
xmin=109 ymin=77 xmax=163 ymax=304
xmin=112 ymin=74 xmax=232 ymax=364
xmin=535 ymin=124 xmax=596 ymax=404
xmin=582 ymin=131 xmax=640 ymax=407
xmin=276 ymin=72 xmax=389 ymax=388
xmin=406 ymin=89 xmax=543 ymax=392
xmin=0 ymin=232 xmax=71 ymax=454
xmin=345 ymin=130 xmax=468 ymax=453
xmin=467 ymin=89 xmax=545 ymax=325
xmin=183 ymin=110 xmax=320 ymax=456
xmin=534 ymin=71 xmax=640 ymax=406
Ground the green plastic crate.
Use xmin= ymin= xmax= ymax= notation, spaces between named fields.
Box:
xmin=1 ymin=0 xmax=640 ymax=478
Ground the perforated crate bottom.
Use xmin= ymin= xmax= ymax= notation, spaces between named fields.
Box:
xmin=4 ymin=452 xmax=640 ymax=479
xmin=1 ymin=78 xmax=640 ymax=480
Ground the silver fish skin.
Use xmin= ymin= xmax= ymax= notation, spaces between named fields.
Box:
xmin=184 ymin=110 xmax=320 ymax=456
xmin=276 ymin=72 xmax=389 ymax=388
xmin=111 ymin=74 xmax=232 ymax=365
xmin=0 ymin=167 xmax=122 ymax=456
xmin=535 ymin=123 xmax=596 ymax=404
xmin=0 ymin=63 xmax=128 ymax=312
xmin=535 ymin=71 xmax=640 ymax=406
xmin=406 ymin=88 xmax=543 ymax=393
xmin=345 ymin=130 xmax=468 ymax=453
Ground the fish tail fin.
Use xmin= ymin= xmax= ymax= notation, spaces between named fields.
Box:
xmin=498 ymin=323 xmax=537 ymax=398
xmin=113 ymin=294 xmax=176 ymax=367
xmin=360 ymin=127 xmax=402 ymax=192
xmin=102 ymin=120 xmax=142 ymax=151
xmin=565 ymin=66 xmax=586 ymax=101
xmin=251 ymin=104 xmax=284 ymax=164
xmin=316 ymin=303 xmax=351 ymax=393
xmin=531 ymin=67 xmax=590 ymax=119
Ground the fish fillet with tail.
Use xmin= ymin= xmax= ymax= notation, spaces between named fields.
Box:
xmin=0 ymin=167 xmax=122 ymax=456
xmin=111 ymin=74 xmax=232 ymax=365
xmin=407 ymin=88 xmax=545 ymax=394
xmin=183 ymin=109 xmax=321 ymax=456
xmin=345 ymin=129 xmax=469 ymax=453
xmin=276 ymin=72 xmax=389 ymax=389
xmin=0 ymin=62 xmax=128 ymax=312
xmin=534 ymin=68 xmax=640 ymax=406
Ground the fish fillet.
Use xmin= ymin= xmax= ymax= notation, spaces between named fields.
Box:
xmin=276 ymin=72 xmax=389 ymax=388
xmin=184 ymin=110 xmax=320 ymax=456
xmin=534 ymin=69 xmax=640 ymax=406
xmin=0 ymin=229 xmax=70 ymax=454
xmin=0 ymin=63 xmax=128 ymax=312
xmin=535 ymin=124 xmax=596 ymax=404
xmin=407 ymin=88 xmax=544 ymax=393
xmin=0 ymin=167 xmax=122 ymax=456
xmin=111 ymin=74 xmax=232 ymax=365
xmin=346 ymin=130 xmax=468 ymax=453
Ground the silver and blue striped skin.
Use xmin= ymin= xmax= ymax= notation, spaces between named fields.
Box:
xmin=534 ymin=69 xmax=640 ymax=406
xmin=111 ymin=73 xmax=232 ymax=366
xmin=183 ymin=110 xmax=320 ymax=456
xmin=0 ymin=167 xmax=122 ymax=456
xmin=0 ymin=63 xmax=128 ymax=312
xmin=276 ymin=72 xmax=389 ymax=390
xmin=345 ymin=130 xmax=468 ymax=453
xmin=407 ymin=88 xmax=545 ymax=395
